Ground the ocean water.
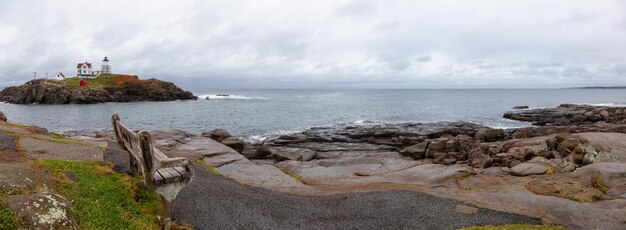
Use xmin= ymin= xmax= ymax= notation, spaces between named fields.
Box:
xmin=1 ymin=89 xmax=626 ymax=141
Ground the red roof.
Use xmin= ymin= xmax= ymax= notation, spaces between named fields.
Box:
xmin=77 ymin=62 xmax=92 ymax=69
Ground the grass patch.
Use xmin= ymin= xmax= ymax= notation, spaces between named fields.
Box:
xmin=35 ymin=160 xmax=162 ymax=230
xmin=49 ymin=132 xmax=66 ymax=139
xmin=196 ymin=160 xmax=223 ymax=176
xmin=32 ymin=136 xmax=93 ymax=147
xmin=65 ymin=74 xmax=116 ymax=89
xmin=0 ymin=129 xmax=15 ymax=135
xmin=275 ymin=166 xmax=301 ymax=180
xmin=0 ymin=191 xmax=27 ymax=229
xmin=546 ymin=166 xmax=555 ymax=174
xmin=64 ymin=74 xmax=164 ymax=90
xmin=564 ymin=194 xmax=610 ymax=203
xmin=591 ymin=176 xmax=609 ymax=193
xmin=459 ymin=224 xmax=566 ymax=230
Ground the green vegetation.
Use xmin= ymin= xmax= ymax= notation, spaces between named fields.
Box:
xmin=0 ymin=191 xmax=27 ymax=229
xmin=196 ymin=160 xmax=223 ymax=176
xmin=565 ymin=194 xmax=610 ymax=203
xmin=49 ymin=132 xmax=66 ymax=139
xmin=591 ymin=176 xmax=609 ymax=193
xmin=32 ymin=136 xmax=93 ymax=147
xmin=63 ymin=74 xmax=166 ymax=91
xmin=275 ymin=166 xmax=301 ymax=180
xmin=459 ymin=224 xmax=566 ymax=230
xmin=35 ymin=160 xmax=162 ymax=230
xmin=65 ymin=74 xmax=115 ymax=89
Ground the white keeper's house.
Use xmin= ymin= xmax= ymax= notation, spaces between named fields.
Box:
xmin=76 ymin=56 xmax=111 ymax=77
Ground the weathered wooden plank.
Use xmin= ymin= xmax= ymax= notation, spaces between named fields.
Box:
xmin=158 ymin=169 xmax=176 ymax=183
xmin=173 ymin=166 xmax=186 ymax=174
xmin=153 ymin=172 xmax=164 ymax=186
xmin=173 ymin=166 xmax=191 ymax=178
xmin=152 ymin=148 xmax=168 ymax=161
xmin=164 ymin=168 xmax=183 ymax=182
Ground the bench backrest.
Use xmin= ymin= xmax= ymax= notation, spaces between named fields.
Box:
xmin=112 ymin=114 xmax=158 ymax=186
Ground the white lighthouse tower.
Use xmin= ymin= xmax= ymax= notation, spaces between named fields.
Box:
xmin=101 ymin=56 xmax=111 ymax=75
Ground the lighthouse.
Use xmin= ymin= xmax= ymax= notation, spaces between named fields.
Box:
xmin=101 ymin=56 xmax=111 ymax=75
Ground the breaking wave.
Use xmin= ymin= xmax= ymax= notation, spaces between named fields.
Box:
xmin=198 ymin=94 xmax=267 ymax=100
xmin=577 ymin=103 xmax=626 ymax=107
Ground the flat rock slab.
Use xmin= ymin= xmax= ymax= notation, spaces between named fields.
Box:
xmin=278 ymin=157 xmax=418 ymax=178
xmin=171 ymin=137 xmax=249 ymax=167
xmin=290 ymin=142 xmax=396 ymax=152
xmin=103 ymin=141 xmax=131 ymax=174
xmin=0 ymin=163 xmax=54 ymax=192
xmin=173 ymin=168 xmax=542 ymax=229
xmin=0 ymin=123 xmax=33 ymax=135
xmin=469 ymin=191 xmax=626 ymax=229
xmin=270 ymin=147 xmax=316 ymax=161
xmin=176 ymin=137 xmax=237 ymax=156
xmin=215 ymin=161 xmax=314 ymax=194
xmin=285 ymin=161 xmax=470 ymax=188
xmin=0 ymin=132 xmax=16 ymax=151
xmin=150 ymin=129 xmax=194 ymax=142
xmin=574 ymin=162 xmax=626 ymax=196
xmin=19 ymin=137 xmax=103 ymax=162
xmin=526 ymin=176 xmax=606 ymax=201
xmin=66 ymin=136 xmax=109 ymax=149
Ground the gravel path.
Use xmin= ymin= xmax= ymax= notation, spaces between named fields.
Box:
xmin=172 ymin=167 xmax=542 ymax=230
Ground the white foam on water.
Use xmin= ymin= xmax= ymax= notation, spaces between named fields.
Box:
xmin=198 ymin=94 xmax=267 ymax=100
xmin=576 ymin=103 xmax=626 ymax=107
xmin=244 ymin=128 xmax=307 ymax=143
xmin=486 ymin=123 xmax=532 ymax=129
xmin=351 ymin=119 xmax=380 ymax=125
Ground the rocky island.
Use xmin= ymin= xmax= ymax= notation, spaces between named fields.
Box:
xmin=0 ymin=74 xmax=197 ymax=104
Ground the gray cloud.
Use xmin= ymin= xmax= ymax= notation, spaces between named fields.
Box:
xmin=416 ymin=56 xmax=432 ymax=63
xmin=0 ymin=0 xmax=625 ymax=89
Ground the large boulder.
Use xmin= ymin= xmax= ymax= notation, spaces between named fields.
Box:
xmin=252 ymin=145 xmax=273 ymax=159
xmin=510 ymin=162 xmax=549 ymax=176
xmin=241 ymin=146 xmax=267 ymax=159
xmin=201 ymin=129 xmax=232 ymax=142
xmin=0 ymin=110 xmax=6 ymax=122
xmin=469 ymin=150 xmax=492 ymax=168
xmin=571 ymin=143 xmax=597 ymax=165
xmin=7 ymin=193 xmax=79 ymax=230
xmin=474 ymin=128 xmax=506 ymax=142
xmin=221 ymin=137 xmax=245 ymax=153
xmin=557 ymin=139 xmax=582 ymax=156
xmin=271 ymin=147 xmax=317 ymax=161
xmin=511 ymin=128 xmax=534 ymax=139
xmin=400 ymin=141 xmax=429 ymax=159
xmin=68 ymin=89 xmax=87 ymax=103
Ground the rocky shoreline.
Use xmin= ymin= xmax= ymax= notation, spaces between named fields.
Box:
xmin=3 ymin=103 xmax=625 ymax=229
xmin=0 ymin=77 xmax=196 ymax=104
xmin=133 ymin=103 xmax=624 ymax=229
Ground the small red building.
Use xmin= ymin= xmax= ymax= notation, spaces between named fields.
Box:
xmin=79 ymin=79 xmax=88 ymax=87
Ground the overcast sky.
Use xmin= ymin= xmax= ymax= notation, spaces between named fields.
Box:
xmin=0 ymin=0 xmax=625 ymax=89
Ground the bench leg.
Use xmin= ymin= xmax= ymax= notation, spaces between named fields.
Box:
xmin=161 ymin=200 xmax=173 ymax=230
xmin=129 ymin=155 xmax=140 ymax=176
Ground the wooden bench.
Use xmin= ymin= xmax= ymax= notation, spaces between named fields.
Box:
xmin=111 ymin=114 xmax=194 ymax=203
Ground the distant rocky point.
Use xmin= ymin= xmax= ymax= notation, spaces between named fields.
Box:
xmin=0 ymin=74 xmax=197 ymax=104
xmin=569 ymin=86 xmax=626 ymax=89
